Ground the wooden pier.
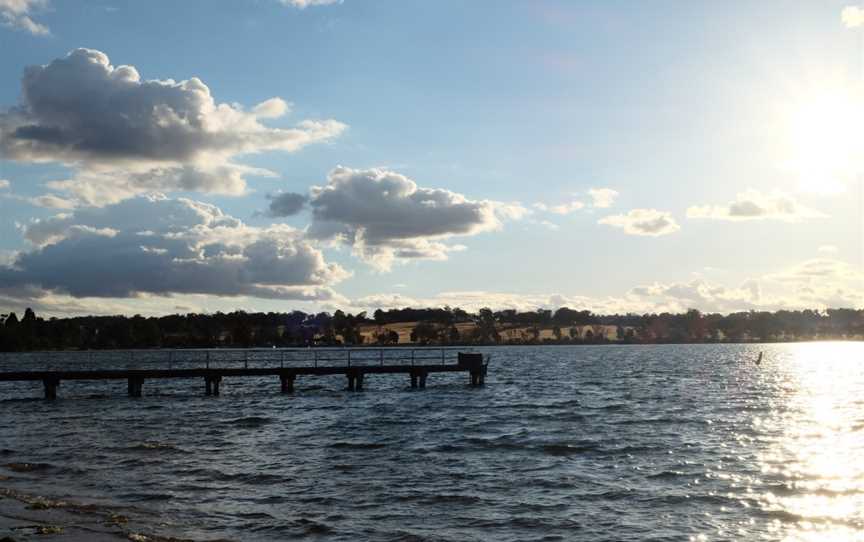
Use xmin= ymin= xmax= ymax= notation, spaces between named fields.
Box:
xmin=0 ymin=348 xmax=489 ymax=399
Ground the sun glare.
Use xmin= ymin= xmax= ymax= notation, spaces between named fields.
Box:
xmin=781 ymin=86 xmax=864 ymax=194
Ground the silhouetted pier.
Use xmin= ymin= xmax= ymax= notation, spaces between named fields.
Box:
xmin=0 ymin=348 xmax=489 ymax=399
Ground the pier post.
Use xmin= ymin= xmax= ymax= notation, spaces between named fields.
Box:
xmin=280 ymin=374 xmax=295 ymax=394
xmin=410 ymin=372 xmax=418 ymax=388
xmin=205 ymin=376 xmax=222 ymax=396
xmin=355 ymin=372 xmax=365 ymax=392
xmin=419 ymin=370 xmax=427 ymax=389
xmin=43 ymin=378 xmax=59 ymax=400
xmin=346 ymin=373 xmax=356 ymax=392
xmin=127 ymin=377 xmax=144 ymax=397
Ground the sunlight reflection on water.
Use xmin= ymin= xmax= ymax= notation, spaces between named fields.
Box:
xmin=755 ymin=343 xmax=864 ymax=541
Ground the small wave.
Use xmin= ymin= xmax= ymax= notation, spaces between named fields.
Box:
xmin=601 ymin=444 xmax=655 ymax=456
xmin=223 ymin=416 xmax=274 ymax=428
xmin=612 ymin=417 xmax=683 ymax=426
xmin=293 ymin=517 xmax=334 ymax=535
xmin=460 ymin=436 xmax=525 ymax=451
xmin=119 ymin=492 xmax=174 ymax=502
xmin=235 ymin=511 xmax=275 ymax=520
xmin=398 ymin=493 xmax=486 ymax=505
xmin=125 ymin=442 xmax=190 ymax=454
xmin=647 ymin=470 xmax=687 ymax=480
xmin=540 ymin=443 xmax=598 ymax=456
xmin=3 ymin=462 xmax=54 ymax=473
xmin=329 ymin=441 xmax=387 ymax=450
xmin=755 ymin=508 xmax=864 ymax=529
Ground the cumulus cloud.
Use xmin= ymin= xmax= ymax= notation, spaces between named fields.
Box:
xmin=0 ymin=0 xmax=49 ymax=35
xmin=533 ymin=200 xmax=583 ymax=215
xmin=42 ymin=163 xmax=275 ymax=207
xmin=766 ymin=257 xmax=863 ymax=284
xmin=549 ymin=200 xmax=584 ymax=215
xmin=350 ymin=284 xmax=750 ymax=315
xmin=1 ymin=191 xmax=77 ymax=209
xmin=588 ymin=188 xmax=618 ymax=208
xmin=0 ymin=179 xmax=9 ymax=189
xmin=598 ymin=208 xmax=680 ymax=236
xmin=281 ymin=0 xmax=342 ymax=7
xmin=1 ymin=194 xmax=349 ymax=300
xmin=534 ymin=188 xmax=617 ymax=216
xmin=843 ymin=5 xmax=864 ymax=27
xmin=686 ymin=189 xmax=825 ymax=222
xmin=627 ymin=279 xmax=763 ymax=314
xmin=307 ymin=166 xmax=525 ymax=270
xmin=265 ymin=191 xmax=308 ymax=217
xmin=0 ymin=48 xmax=346 ymax=203
xmin=349 ymin=256 xmax=864 ymax=315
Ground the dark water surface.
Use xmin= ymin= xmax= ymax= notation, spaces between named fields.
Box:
xmin=1 ymin=344 xmax=862 ymax=541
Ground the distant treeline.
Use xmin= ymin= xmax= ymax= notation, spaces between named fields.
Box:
xmin=0 ymin=306 xmax=861 ymax=351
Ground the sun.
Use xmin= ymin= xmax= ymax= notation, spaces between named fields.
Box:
xmin=780 ymin=85 xmax=864 ymax=194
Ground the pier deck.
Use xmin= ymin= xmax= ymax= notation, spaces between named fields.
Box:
xmin=0 ymin=348 xmax=489 ymax=399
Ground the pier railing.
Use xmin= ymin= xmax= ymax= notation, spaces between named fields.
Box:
xmin=0 ymin=347 xmax=490 ymax=399
xmin=0 ymin=347 xmax=477 ymax=372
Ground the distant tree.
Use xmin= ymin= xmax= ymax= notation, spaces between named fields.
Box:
xmin=474 ymin=308 xmax=500 ymax=344
xmin=410 ymin=321 xmax=439 ymax=345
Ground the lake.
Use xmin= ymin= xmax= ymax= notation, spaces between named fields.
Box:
xmin=1 ymin=343 xmax=862 ymax=541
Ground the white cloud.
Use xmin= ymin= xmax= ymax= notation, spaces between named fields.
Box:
xmin=627 ymin=279 xmax=763 ymax=313
xmin=43 ymin=163 xmax=276 ymax=207
xmin=549 ymin=200 xmax=584 ymax=215
xmin=588 ymin=187 xmax=618 ymax=208
xmin=1 ymin=191 xmax=77 ymax=209
xmin=280 ymin=0 xmax=342 ymax=7
xmin=534 ymin=188 xmax=617 ymax=216
xmin=307 ymin=166 xmax=525 ymax=270
xmin=1 ymin=194 xmax=349 ymax=300
xmin=599 ymin=208 xmax=680 ymax=236
xmin=0 ymin=49 xmax=345 ymax=204
xmin=843 ymin=5 xmax=864 ymax=28
xmin=0 ymin=179 xmax=9 ymax=189
xmin=0 ymin=0 xmax=49 ymax=35
xmin=533 ymin=200 xmax=583 ymax=215
xmin=252 ymin=97 xmax=291 ymax=119
xmin=766 ymin=257 xmax=863 ymax=284
xmin=818 ymin=245 xmax=839 ymax=254
xmin=349 ymin=256 xmax=864 ymax=315
xmin=686 ymin=189 xmax=825 ymax=222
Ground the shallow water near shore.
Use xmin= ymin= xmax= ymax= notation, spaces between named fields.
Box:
xmin=1 ymin=343 xmax=862 ymax=541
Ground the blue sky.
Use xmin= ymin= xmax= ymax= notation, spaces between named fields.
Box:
xmin=0 ymin=0 xmax=861 ymax=316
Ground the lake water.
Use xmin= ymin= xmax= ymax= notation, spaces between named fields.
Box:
xmin=1 ymin=343 xmax=862 ymax=541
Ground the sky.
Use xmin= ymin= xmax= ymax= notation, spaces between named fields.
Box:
xmin=0 ymin=0 xmax=862 ymax=317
